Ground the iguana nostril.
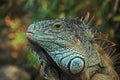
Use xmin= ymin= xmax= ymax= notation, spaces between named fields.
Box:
xmin=69 ymin=57 xmax=84 ymax=74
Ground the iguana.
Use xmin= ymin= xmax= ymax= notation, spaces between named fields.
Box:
xmin=26 ymin=12 xmax=119 ymax=80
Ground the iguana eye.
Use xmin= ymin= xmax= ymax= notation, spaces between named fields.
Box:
xmin=51 ymin=22 xmax=64 ymax=32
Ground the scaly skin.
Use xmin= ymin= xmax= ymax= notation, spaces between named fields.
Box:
xmin=26 ymin=14 xmax=119 ymax=80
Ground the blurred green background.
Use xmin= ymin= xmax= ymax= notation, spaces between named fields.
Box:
xmin=0 ymin=0 xmax=120 ymax=80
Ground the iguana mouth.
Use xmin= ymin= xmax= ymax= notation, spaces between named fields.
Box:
xmin=26 ymin=32 xmax=33 ymax=39
xmin=26 ymin=31 xmax=56 ymax=43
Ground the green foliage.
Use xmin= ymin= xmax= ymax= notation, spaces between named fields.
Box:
xmin=27 ymin=50 xmax=40 ymax=69
xmin=11 ymin=32 xmax=25 ymax=45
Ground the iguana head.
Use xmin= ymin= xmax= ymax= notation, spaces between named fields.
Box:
xmin=26 ymin=18 xmax=101 ymax=74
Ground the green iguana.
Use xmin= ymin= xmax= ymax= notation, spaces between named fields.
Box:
xmin=26 ymin=12 xmax=119 ymax=80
